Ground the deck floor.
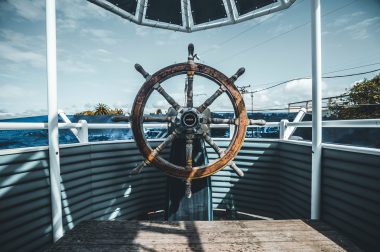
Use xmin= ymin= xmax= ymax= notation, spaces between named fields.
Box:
xmin=47 ymin=219 xmax=361 ymax=251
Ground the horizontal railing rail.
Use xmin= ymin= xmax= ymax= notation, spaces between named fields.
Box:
xmin=286 ymin=119 xmax=380 ymax=128
xmin=0 ymin=122 xmax=167 ymax=130
xmin=0 ymin=118 xmax=379 ymax=143
xmin=0 ymin=122 xmax=277 ymax=130
xmin=0 ymin=119 xmax=379 ymax=130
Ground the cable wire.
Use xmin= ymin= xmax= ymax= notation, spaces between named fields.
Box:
xmin=217 ymin=0 xmax=357 ymax=63
xmin=251 ymin=68 xmax=380 ymax=94
xmin=200 ymin=0 xmax=306 ymax=56
xmin=323 ymin=68 xmax=380 ymax=79
xmin=251 ymin=62 xmax=380 ymax=90
xmin=323 ymin=62 xmax=380 ymax=75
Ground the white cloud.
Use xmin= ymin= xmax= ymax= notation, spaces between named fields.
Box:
xmin=18 ymin=109 xmax=47 ymax=117
xmin=344 ymin=17 xmax=380 ymax=40
xmin=58 ymin=58 xmax=95 ymax=74
xmin=0 ymin=85 xmax=24 ymax=98
xmin=329 ymin=11 xmax=364 ymax=28
xmin=118 ymin=57 xmax=131 ymax=64
xmin=96 ymin=49 xmax=110 ymax=54
xmin=284 ymin=78 xmax=312 ymax=96
xmin=81 ymin=28 xmax=117 ymax=45
xmin=6 ymin=0 xmax=45 ymax=21
xmin=332 ymin=17 xmax=350 ymax=27
xmin=245 ymin=78 xmax=335 ymax=111
xmin=57 ymin=0 xmax=109 ymax=21
xmin=0 ymin=84 xmax=38 ymax=101
xmin=0 ymin=112 xmax=16 ymax=119
xmin=0 ymin=42 xmax=45 ymax=68
xmin=352 ymin=11 xmax=364 ymax=17
xmin=155 ymin=40 xmax=166 ymax=46
xmin=0 ymin=30 xmax=45 ymax=69
xmin=135 ymin=26 xmax=150 ymax=37
xmin=57 ymin=18 xmax=78 ymax=31
xmin=270 ymin=23 xmax=293 ymax=36
xmin=55 ymin=0 xmax=111 ymax=33
xmin=0 ymin=30 xmax=44 ymax=50
xmin=154 ymin=31 xmax=181 ymax=46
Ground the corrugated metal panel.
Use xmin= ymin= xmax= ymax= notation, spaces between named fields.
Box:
xmin=60 ymin=141 xmax=168 ymax=230
xmin=277 ymin=142 xmax=311 ymax=219
xmin=0 ymin=149 xmax=52 ymax=252
xmin=1 ymin=139 xmax=379 ymax=252
xmin=0 ymin=141 xmax=168 ymax=252
xmin=322 ymin=148 xmax=380 ymax=251
xmin=210 ymin=140 xmax=282 ymax=219
xmin=209 ymin=140 xmax=311 ymax=220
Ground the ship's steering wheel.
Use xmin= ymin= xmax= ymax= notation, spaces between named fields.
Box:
xmin=113 ymin=44 xmax=265 ymax=196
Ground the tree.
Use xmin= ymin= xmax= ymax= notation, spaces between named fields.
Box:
xmin=109 ymin=108 xmax=124 ymax=115
xmin=329 ymin=74 xmax=380 ymax=119
xmin=75 ymin=103 xmax=125 ymax=116
xmin=94 ymin=103 xmax=110 ymax=115
xmin=75 ymin=110 xmax=94 ymax=116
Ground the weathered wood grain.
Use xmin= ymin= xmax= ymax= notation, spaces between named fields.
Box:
xmin=47 ymin=220 xmax=362 ymax=252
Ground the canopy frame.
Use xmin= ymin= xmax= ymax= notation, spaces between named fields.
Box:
xmin=45 ymin=0 xmax=322 ymax=242
xmin=88 ymin=0 xmax=296 ymax=32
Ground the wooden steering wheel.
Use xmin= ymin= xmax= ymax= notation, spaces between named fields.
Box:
xmin=113 ymin=44 xmax=265 ymax=195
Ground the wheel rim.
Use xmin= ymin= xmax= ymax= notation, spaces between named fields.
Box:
xmin=131 ymin=63 xmax=248 ymax=179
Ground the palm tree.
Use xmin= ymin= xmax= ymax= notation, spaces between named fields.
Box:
xmin=94 ymin=103 xmax=110 ymax=115
xmin=75 ymin=104 xmax=125 ymax=116
xmin=75 ymin=110 xmax=94 ymax=116
xmin=111 ymin=108 xmax=124 ymax=115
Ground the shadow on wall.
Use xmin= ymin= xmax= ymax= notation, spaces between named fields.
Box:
xmin=210 ymin=140 xmax=311 ymax=220
xmin=0 ymin=141 xmax=169 ymax=252
xmin=59 ymin=141 xmax=169 ymax=228
xmin=0 ymin=150 xmax=53 ymax=252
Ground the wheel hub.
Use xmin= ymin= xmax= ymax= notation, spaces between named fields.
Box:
xmin=174 ymin=107 xmax=203 ymax=133
xmin=181 ymin=111 xmax=198 ymax=128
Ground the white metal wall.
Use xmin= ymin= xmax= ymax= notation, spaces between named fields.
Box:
xmin=1 ymin=140 xmax=379 ymax=251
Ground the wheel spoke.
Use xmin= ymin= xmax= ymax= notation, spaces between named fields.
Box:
xmin=186 ymin=75 xmax=194 ymax=108
xmin=143 ymin=116 xmax=175 ymax=123
xmin=203 ymin=133 xmax=223 ymax=156
xmin=249 ymin=119 xmax=266 ymax=125
xmin=185 ymin=179 xmax=192 ymax=198
xmin=205 ymin=117 xmax=237 ymax=125
xmin=112 ymin=116 xmax=129 ymax=122
xmin=185 ymin=135 xmax=193 ymax=170
xmin=203 ymin=118 xmax=266 ymax=125
xmin=154 ymin=83 xmax=181 ymax=110
xmin=129 ymin=131 xmax=177 ymax=175
xmin=197 ymin=86 xmax=226 ymax=113
xmin=202 ymin=133 xmax=244 ymax=177
xmin=113 ymin=115 xmax=177 ymax=123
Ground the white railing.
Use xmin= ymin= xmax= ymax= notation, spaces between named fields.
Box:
xmin=0 ymin=118 xmax=379 ymax=142
xmin=0 ymin=109 xmax=379 ymax=143
xmin=279 ymin=118 xmax=380 ymax=140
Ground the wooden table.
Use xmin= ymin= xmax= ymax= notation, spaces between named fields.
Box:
xmin=47 ymin=220 xmax=361 ymax=251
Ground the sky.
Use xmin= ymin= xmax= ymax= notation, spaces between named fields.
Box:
xmin=0 ymin=0 xmax=379 ymax=118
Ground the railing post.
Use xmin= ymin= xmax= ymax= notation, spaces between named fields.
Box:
xmin=283 ymin=108 xmax=307 ymax=140
xmin=311 ymin=0 xmax=322 ymax=220
xmin=279 ymin=119 xmax=288 ymax=140
xmin=58 ymin=110 xmax=81 ymax=142
xmin=46 ymin=0 xmax=63 ymax=242
xmin=78 ymin=120 xmax=89 ymax=143
xmin=229 ymin=124 xmax=235 ymax=140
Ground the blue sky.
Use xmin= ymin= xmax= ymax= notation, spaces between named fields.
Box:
xmin=0 ymin=0 xmax=379 ymax=118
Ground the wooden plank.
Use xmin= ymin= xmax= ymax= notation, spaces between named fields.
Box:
xmin=47 ymin=220 xmax=362 ymax=252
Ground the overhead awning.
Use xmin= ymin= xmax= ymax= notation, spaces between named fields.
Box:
xmin=87 ymin=0 xmax=296 ymax=32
